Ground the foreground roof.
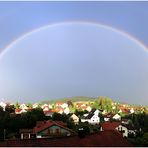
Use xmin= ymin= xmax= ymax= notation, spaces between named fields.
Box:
xmin=0 ymin=130 xmax=133 ymax=147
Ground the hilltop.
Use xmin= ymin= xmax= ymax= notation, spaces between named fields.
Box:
xmin=41 ymin=96 xmax=95 ymax=104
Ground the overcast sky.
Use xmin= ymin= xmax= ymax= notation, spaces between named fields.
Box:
xmin=0 ymin=1 xmax=148 ymax=105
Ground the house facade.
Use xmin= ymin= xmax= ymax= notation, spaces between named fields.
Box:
xmin=116 ymin=124 xmax=137 ymax=138
xmin=70 ymin=114 xmax=79 ymax=124
xmin=81 ymin=114 xmax=100 ymax=124
xmin=33 ymin=120 xmax=76 ymax=138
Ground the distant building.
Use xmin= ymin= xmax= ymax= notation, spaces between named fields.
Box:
xmin=0 ymin=102 xmax=6 ymax=111
xmin=70 ymin=114 xmax=79 ymax=124
xmin=20 ymin=104 xmax=28 ymax=110
xmin=112 ymin=114 xmax=121 ymax=120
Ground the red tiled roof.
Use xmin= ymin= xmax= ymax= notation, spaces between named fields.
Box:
xmin=43 ymin=110 xmax=53 ymax=113
xmin=56 ymin=102 xmax=64 ymax=106
xmin=15 ymin=108 xmax=22 ymax=112
xmin=0 ymin=130 xmax=133 ymax=147
xmin=101 ymin=121 xmax=121 ymax=130
xmin=33 ymin=120 xmax=74 ymax=134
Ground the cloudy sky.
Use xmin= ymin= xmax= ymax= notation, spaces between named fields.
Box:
xmin=0 ymin=1 xmax=148 ymax=104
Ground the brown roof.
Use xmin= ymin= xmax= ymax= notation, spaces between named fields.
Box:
xmin=33 ymin=120 xmax=75 ymax=134
xmin=101 ymin=121 xmax=121 ymax=130
xmin=0 ymin=130 xmax=133 ymax=147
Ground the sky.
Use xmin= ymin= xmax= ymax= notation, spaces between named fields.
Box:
xmin=0 ymin=1 xmax=148 ymax=104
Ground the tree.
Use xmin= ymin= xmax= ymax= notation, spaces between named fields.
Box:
xmin=5 ymin=104 xmax=15 ymax=113
xmin=92 ymin=100 xmax=99 ymax=109
xmin=96 ymin=96 xmax=113 ymax=112
xmin=77 ymin=122 xmax=90 ymax=138
xmin=15 ymin=102 xmax=20 ymax=109
xmin=142 ymin=132 xmax=148 ymax=146
xmin=75 ymin=109 xmax=88 ymax=117
xmin=67 ymin=100 xmax=74 ymax=108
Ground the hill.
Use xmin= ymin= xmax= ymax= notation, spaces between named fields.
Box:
xmin=41 ymin=96 xmax=95 ymax=104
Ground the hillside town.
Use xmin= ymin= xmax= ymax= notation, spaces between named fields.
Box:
xmin=0 ymin=96 xmax=148 ymax=146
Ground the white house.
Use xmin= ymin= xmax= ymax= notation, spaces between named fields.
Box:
xmin=86 ymin=106 xmax=92 ymax=112
xmin=112 ymin=106 xmax=116 ymax=110
xmin=33 ymin=103 xmax=39 ymax=108
xmin=44 ymin=110 xmax=53 ymax=117
xmin=118 ymin=109 xmax=122 ymax=113
xmin=63 ymin=107 xmax=70 ymax=114
xmin=48 ymin=104 xmax=52 ymax=109
xmin=15 ymin=108 xmax=27 ymax=114
xmin=41 ymin=104 xmax=48 ymax=109
xmin=43 ymin=106 xmax=50 ymax=112
xmin=61 ymin=103 xmax=68 ymax=109
xmin=112 ymin=114 xmax=121 ymax=120
xmin=104 ymin=116 xmax=110 ymax=122
xmin=20 ymin=104 xmax=28 ymax=110
xmin=121 ymin=119 xmax=131 ymax=125
xmin=102 ymin=110 xmax=107 ymax=115
xmin=81 ymin=113 xmax=100 ymax=125
xmin=130 ymin=108 xmax=134 ymax=114
xmin=94 ymin=109 xmax=100 ymax=115
xmin=0 ymin=102 xmax=6 ymax=111
xmin=116 ymin=125 xmax=136 ymax=138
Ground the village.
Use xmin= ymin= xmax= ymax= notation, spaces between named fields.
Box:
xmin=0 ymin=96 xmax=148 ymax=146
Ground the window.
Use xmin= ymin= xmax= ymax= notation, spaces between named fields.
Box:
xmin=56 ymin=128 xmax=60 ymax=135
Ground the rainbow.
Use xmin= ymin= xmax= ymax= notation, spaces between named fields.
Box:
xmin=1 ymin=21 xmax=148 ymax=58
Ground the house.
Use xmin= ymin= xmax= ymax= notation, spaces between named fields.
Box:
xmin=41 ymin=104 xmax=52 ymax=110
xmin=116 ymin=124 xmax=137 ymax=138
xmin=0 ymin=102 xmax=6 ymax=111
xmin=56 ymin=102 xmax=64 ymax=107
xmin=32 ymin=103 xmax=39 ymax=109
xmin=20 ymin=104 xmax=28 ymax=110
xmin=121 ymin=119 xmax=131 ymax=125
xmin=86 ymin=106 xmax=92 ymax=112
xmin=15 ymin=108 xmax=27 ymax=114
xmin=81 ymin=108 xmax=102 ymax=124
xmin=41 ymin=104 xmax=48 ymax=109
xmin=103 ymin=115 xmax=110 ymax=122
xmin=101 ymin=121 xmax=121 ymax=131
xmin=55 ymin=107 xmax=64 ymax=114
xmin=102 ymin=110 xmax=107 ymax=115
xmin=63 ymin=107 xmax=70 ymax=114
xmin=112 ymin=114 xmax=121 ymax=120
xmin=61 ymin=103 xmax=68 ymax=109
xmin=112 ymin=106 xmax=116 ymax=110
xmin=103 ymin=113 xmax=113 ymax=121
xmin=48 ymin=104 xmax=52 ymax=109
xmin=75 ymin=102 xmax=87 ymax=110
xmin=70 ymin=114 xmax=79 ymax=124
xmin=33 ymin=120 xmax=76 ymax=138
xmin=42 ymin=106 xmax=50 ymax=112
xmin=7 ymin=130 xmax=132 ymax=147
xmin=43 ymin=110 xmax=54 ymax=117
xmin=117 ymin=106 xmax=129 ymax=114
xmin=19 ymin=129 xmax=35 ymax=139
xmin=130 ymin=108 xmax=134 ymax=114
xmin=15 ymin=108 xmax=22 ymax=114
xmin=80 ymin=106 xmax=88 ymax=111
xmin=93 ymin=109 xmax=100 ymax=115
xmin=81 ymin=113 xmax=100 ymax=124
xmin=118 ymin=109 xmax=122 ymax=113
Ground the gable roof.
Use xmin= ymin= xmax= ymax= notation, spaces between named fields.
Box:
xmin=3 ymin=130 xmax=132 ymax=147
xmin=101 ymin=121 xmax=121 ymax=130
xmin=33 ymin=120 xmax=76 ymax=134
xmin=120 ymin=124 xmax=137 ymax=130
